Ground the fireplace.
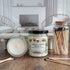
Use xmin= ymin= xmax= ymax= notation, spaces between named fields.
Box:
xmin=20 ymin=15 xmax=38 ymax=27
xmin=12 ymin=7 xmax=46 ymax=29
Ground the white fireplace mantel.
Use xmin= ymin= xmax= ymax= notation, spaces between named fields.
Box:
xmin=12 ymin=7 xmax=46 ymax=29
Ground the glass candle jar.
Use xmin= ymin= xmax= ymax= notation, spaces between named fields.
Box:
xmin=28 ymin=30 xmax=48 ymax=57
xmin=54 ymin=21 xmax=69 ymax=55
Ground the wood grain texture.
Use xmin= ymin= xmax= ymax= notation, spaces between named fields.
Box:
xmin=0 ymin=43 xmax=70 ymax=70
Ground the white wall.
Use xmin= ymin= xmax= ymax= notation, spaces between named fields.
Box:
xmin=44 ymin=0 xmax=57 ymax=25
xmin=44 ymin=0 xmax=57 ymax=16
xmin=0 ymin=0 xmax=3 ymax=15
xmin=0 ymin=0 xmax=12 ymax=19
xmin=57 ymin=0 xmax=70 ymax=24
xmin=57 ymin=0 xmax=69 ymax=14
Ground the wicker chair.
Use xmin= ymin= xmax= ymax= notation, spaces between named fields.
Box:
xmin=1 ymin=16 xmax=15 ymax=27
xmin=42 ymin=14 xmax=69 ymax=32
xmin=0 ymin=15 xmax=15 ymax=33
xmin=0 ymin=15 xmax=15 ymax=50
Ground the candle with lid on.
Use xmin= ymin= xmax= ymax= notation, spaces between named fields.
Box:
xmin=28 ymin=30 xmax=48 ymax=57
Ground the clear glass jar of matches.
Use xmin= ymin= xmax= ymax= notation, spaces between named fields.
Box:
xmin=54 ymin=21 xmax=69 ymax=55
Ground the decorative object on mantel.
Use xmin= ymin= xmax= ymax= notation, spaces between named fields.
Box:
xmin=17 ymin=3 xmax=19 ymax=7
xmin=13 ymin=3 xmax=44 ymax=7
xmin=17 ymin=3 xmax=24 ymax=7
xmin=14 ymin=2 xmax=43 ymax=7
xmin=12 ymin=0 xmax=44 ymax=7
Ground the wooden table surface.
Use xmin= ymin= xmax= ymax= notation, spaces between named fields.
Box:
xmin=0 ymin=43 xmax=70 ymax=70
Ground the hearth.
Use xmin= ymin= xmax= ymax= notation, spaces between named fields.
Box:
xmin=20 ymin=15 xmax=38 ymax=27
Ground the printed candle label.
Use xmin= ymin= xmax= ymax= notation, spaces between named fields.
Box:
xmin=28 ymin=36 xmax=48 ymax=56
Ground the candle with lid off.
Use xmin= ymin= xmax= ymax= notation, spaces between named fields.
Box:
xmin=7 ymin=36 xmax=28 ymax=57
